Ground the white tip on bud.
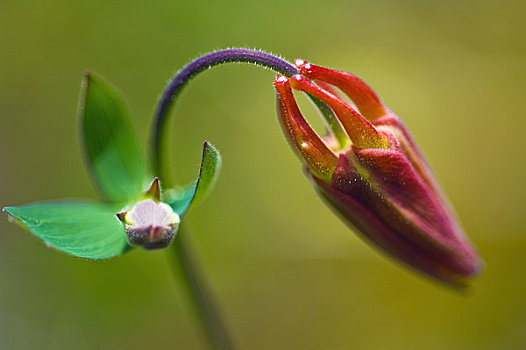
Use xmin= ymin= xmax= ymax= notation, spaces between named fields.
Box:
xmin=117 ymin=199 xmax=180 ymax=250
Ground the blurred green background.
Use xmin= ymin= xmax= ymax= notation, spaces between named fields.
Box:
xmin=1 ymin=0 xmax=525 ymax=349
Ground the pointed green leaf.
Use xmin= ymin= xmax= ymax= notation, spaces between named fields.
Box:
xmin=3 ymin=201 xmax=131 ymax=259
xmin=165 ymin=141 xmax=221 ymax=216
xmin=192 ymin=141 xmax=221 ymax=206
xmin=80 ymin=72 xmax=147 ymax=203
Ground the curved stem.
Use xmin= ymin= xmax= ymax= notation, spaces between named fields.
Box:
xmin=154 ymin=49 xmax=299 ymax=350
xmin=151 ymin=48 xmax=298 ymax=180
xmin=169 ymin=225 xmax=237 ymax=350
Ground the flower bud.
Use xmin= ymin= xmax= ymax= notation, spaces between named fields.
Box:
xmin=117 ymin=178 xmax=180 ymax=250
xmin=274 ymin=62 xmax=482 ymax=286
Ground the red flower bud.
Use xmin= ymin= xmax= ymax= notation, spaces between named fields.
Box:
xmin=274 ymin=61 xmax=482 ymax=286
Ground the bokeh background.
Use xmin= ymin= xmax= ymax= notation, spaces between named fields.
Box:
xmin=1 ymin=0 xmax=525 ymax=349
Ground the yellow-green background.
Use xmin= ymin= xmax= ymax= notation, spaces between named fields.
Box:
xmin=1 ymin=0 xmax=525 ymax=349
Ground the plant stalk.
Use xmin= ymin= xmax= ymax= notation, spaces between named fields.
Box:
xmin=153 ymin=49 xmax=300 ymax=350
xmin=151 ymin=48 xmax=299 ymax=181
xmin=169 ymin=225 xmax=237 ymax=350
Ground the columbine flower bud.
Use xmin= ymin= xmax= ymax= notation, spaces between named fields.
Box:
xmin=117 ymin=178 xmax=180 ymax=250
xmin=274 ymin=61 xmax=482 ymax=286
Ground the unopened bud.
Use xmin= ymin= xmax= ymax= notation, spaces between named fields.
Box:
xmin=117 ymin=199 xmax=180 ymax=250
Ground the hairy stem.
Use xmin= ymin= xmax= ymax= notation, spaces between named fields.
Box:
xmin=151 ymin=48 xmax=298 ymax=180
xmin=155 ymin=49 xmax=299 ymax=350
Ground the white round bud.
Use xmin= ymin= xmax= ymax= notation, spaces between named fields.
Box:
xmin=120 ymin=199 xmax=180 ymax=250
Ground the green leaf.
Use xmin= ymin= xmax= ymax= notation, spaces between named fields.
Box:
xmin=3 ymin=201 xmax=131 ymax=259
xmin=192 ymin=141 xmax=221 ymax=206
xmin=165 ymin=141 xmax=221 ymax=216
xmin=80 ymin=72 xmax=147 ymax=203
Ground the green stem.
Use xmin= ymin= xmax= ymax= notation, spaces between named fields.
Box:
xmin=168 ymin=225 xmax=237 ymax=350
xmin=154 ymin=49 xmax=329 ymax=350
xmin=154 ymin=49 xmax=297 ymax=349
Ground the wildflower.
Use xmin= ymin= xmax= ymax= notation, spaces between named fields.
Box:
xmin=274 ymin=60 xmax=482 ymax=285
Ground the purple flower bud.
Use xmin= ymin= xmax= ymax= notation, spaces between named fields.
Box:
xmin=274 ymin=61 xmax=482 ymax=286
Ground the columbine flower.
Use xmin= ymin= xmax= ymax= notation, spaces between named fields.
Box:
xmin=274 ymin=60 xmax=482 ymax=285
